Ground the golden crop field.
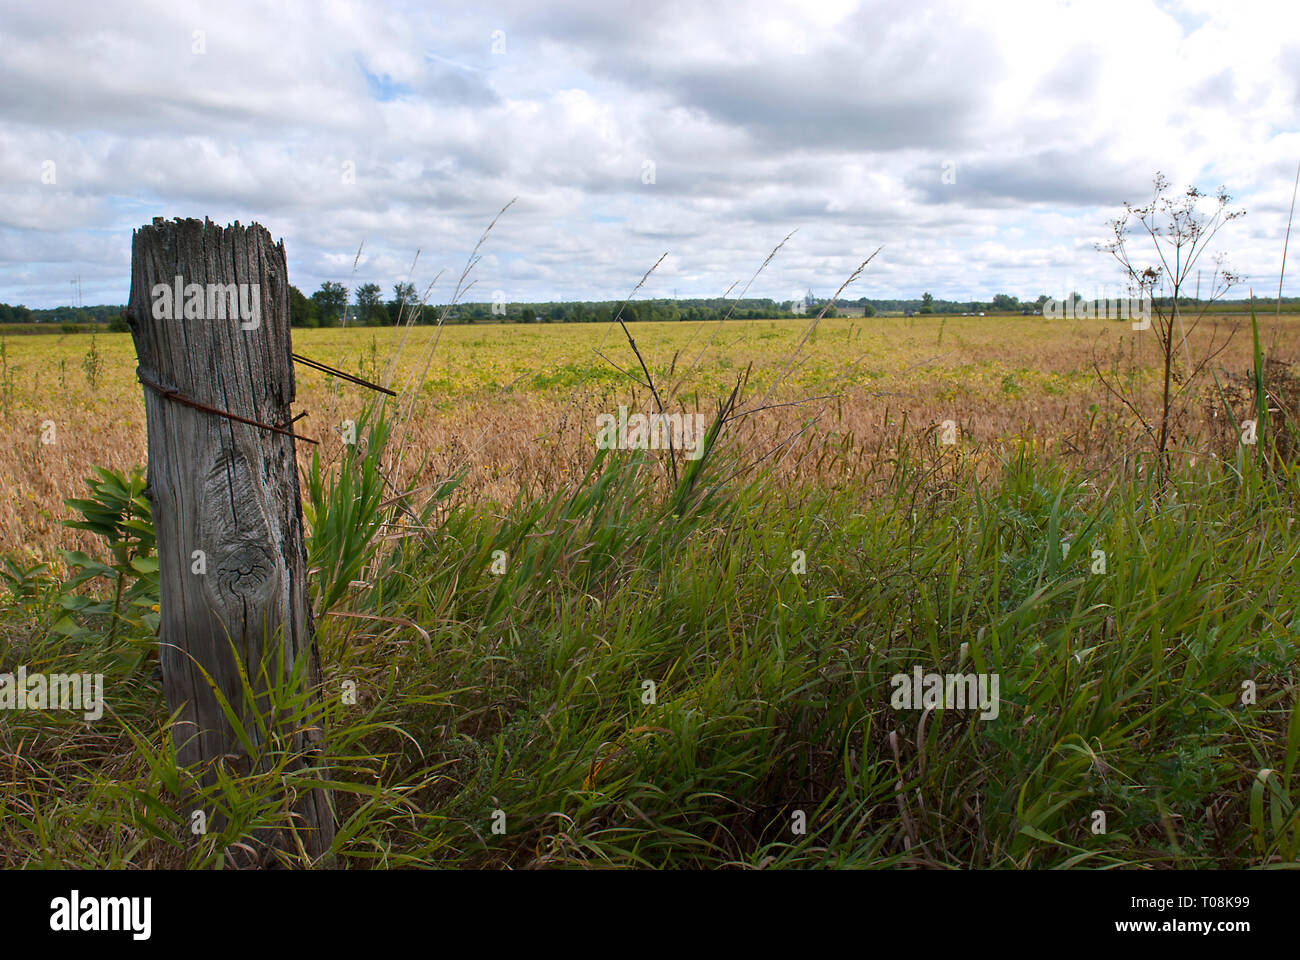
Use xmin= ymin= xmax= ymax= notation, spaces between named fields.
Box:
xmin=1 ymin=311 xmax=1294 ymax=560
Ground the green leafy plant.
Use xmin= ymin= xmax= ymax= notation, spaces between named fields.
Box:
xmin=59 ymin=465 xmax=158 ymax=648
xmin=81 ymin=332 xmax=102 ymax=391
xmin=0 ymin=556 xmax=52 ymax=611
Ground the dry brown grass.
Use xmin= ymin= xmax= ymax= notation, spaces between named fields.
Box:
xmin=3 ymin=312 xmax=1298 ymax=560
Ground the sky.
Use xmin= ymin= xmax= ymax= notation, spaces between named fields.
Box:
xmin=1 ymin=0 xmax=1298 ymax=310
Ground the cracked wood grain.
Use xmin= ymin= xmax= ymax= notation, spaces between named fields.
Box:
xmin=125 ymin=217 xmax=334 ymax=865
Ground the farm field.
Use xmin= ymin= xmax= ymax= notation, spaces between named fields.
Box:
xmin=1 ymin=311 xmax=1292 ymax=559
xmin=2 ymin=308 xmax=1300 ymax=869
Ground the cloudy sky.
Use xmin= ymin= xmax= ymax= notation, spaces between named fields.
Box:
xmin=2 ymin=0 xmax=1298 ymax=309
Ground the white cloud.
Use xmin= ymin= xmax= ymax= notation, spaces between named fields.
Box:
xmin=0 ymin=0 xmax=1296 ymax=308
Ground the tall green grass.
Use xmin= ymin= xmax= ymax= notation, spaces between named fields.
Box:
xmin=2 ymin=405 xmax=1297 ymax=867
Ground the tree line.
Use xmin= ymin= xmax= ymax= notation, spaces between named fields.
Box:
xmin=4 ymin=288 xmax=1294 ymax=330
xmin=287 ymin=283 xmax=814 ymax=327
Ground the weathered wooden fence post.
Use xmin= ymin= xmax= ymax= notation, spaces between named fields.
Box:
xmin=126 ymin=217 xmax=334 ymax=864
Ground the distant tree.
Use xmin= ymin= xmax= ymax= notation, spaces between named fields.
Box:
xmin=312 ymin=282 xmax=348 ymax=327
xmin=289 ymin=285 xmax=318 ymax=328
xmin=862 ymin=303 xmax=876 ymax=317
xmin=355 ymin=283 xmax=384 ymax=325
xmin=108 ymin=311 xmax=131 ymax=333
xmin=919 ymin=292 xmax=934 ymax=315
xmin=991 ymin=293 xmax=1020 ymax=312
xmin=389 ymin=282 xmax=418 ymax=324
